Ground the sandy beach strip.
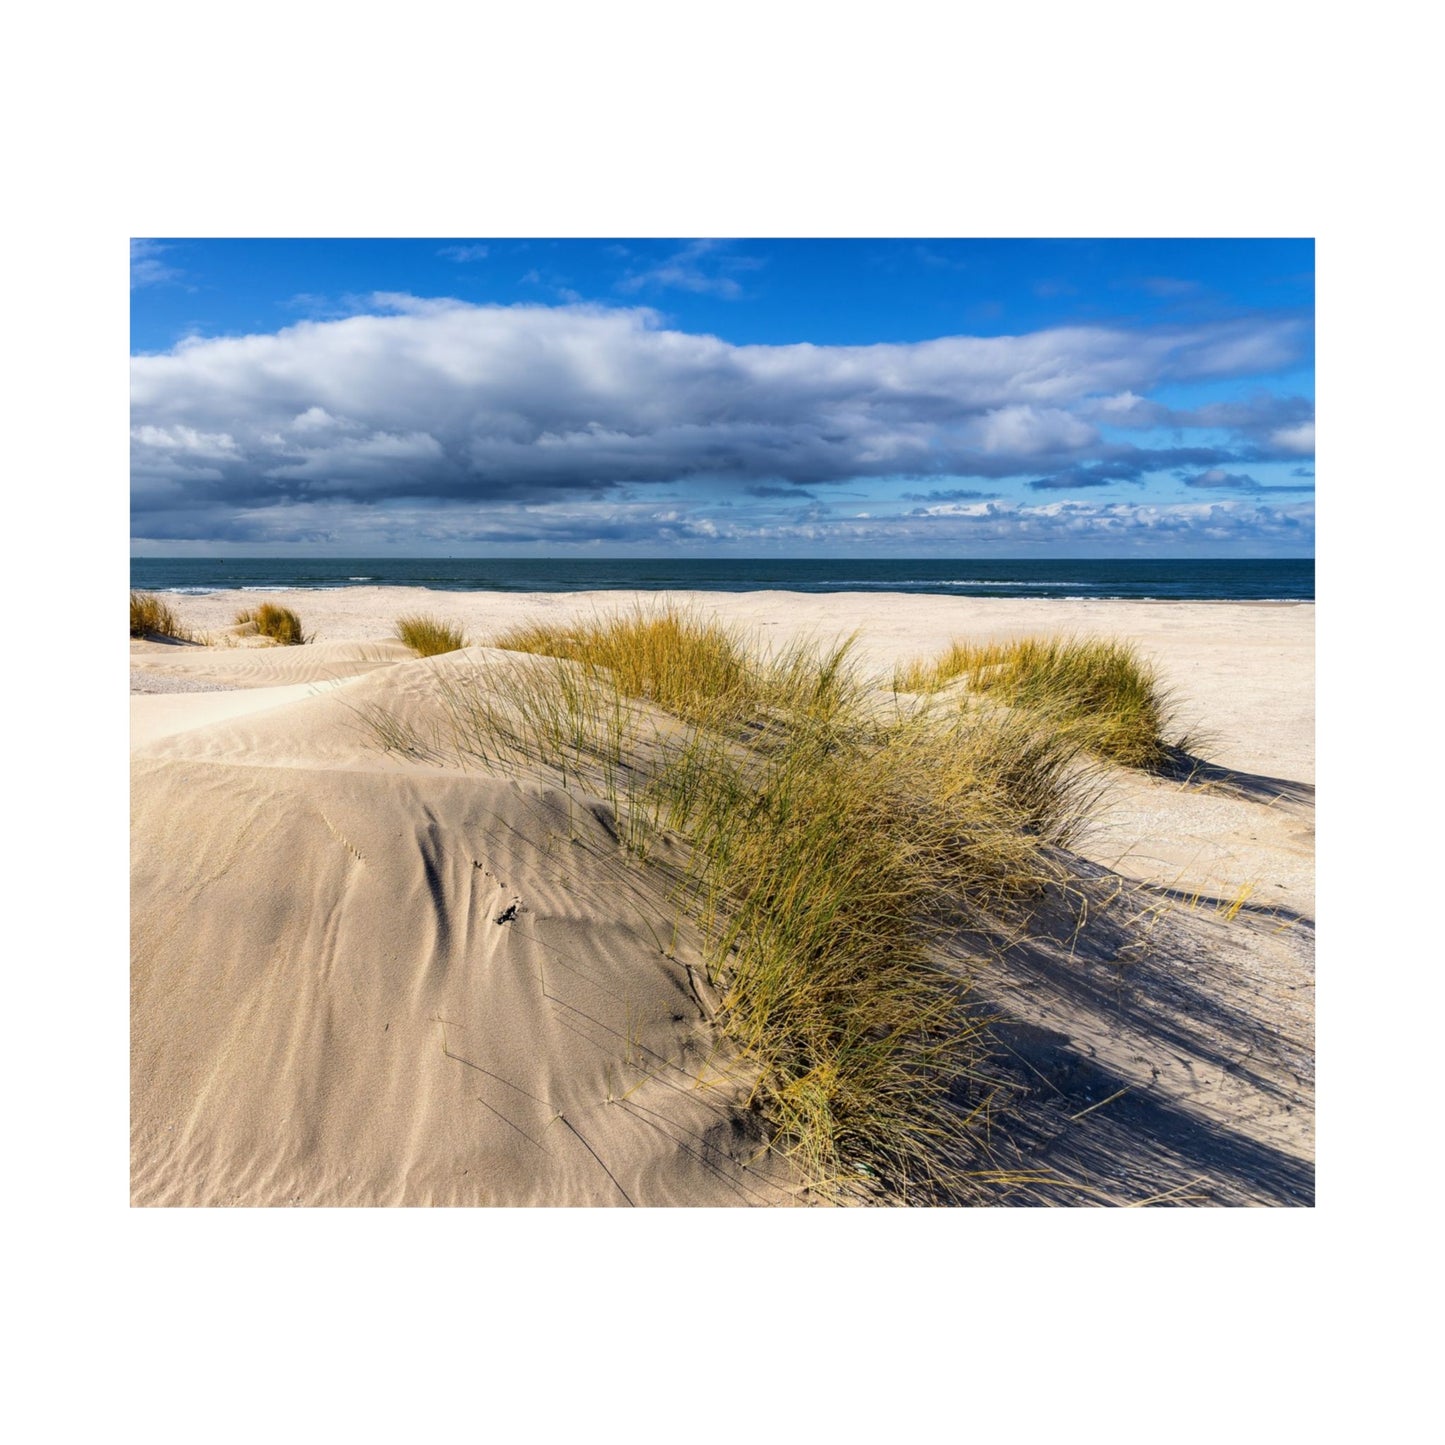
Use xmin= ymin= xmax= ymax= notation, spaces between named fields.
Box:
xmin=131 ymin=589 xmax=1314 ymax=1205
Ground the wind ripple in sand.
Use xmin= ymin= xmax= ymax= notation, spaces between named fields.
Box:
xmin=131 ymin=762 xmax=799 ymax=1206
xmin=129 ymin=638 xmax=413 ymax=692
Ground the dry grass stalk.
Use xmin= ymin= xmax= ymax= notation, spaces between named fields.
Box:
xmin=233 ymin=602 xmax=309 ymax=646
xmin=394 ymin=614 xmax=467 ymax=657
xmin=897 ymin=633 xmax=1177 ymax=769
xmin=130 ymin=591 xmax=193 ymax=642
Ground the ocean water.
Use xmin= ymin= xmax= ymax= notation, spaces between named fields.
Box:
xmin=129 ymin=557 xmax=1314 ymax=601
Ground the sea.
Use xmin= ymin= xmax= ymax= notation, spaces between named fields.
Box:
xmin=129 ymin=557 xmax=1314 ymax=602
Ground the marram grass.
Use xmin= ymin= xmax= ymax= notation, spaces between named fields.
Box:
xmin=495 ymin=605 xmax=761 ymax=727
xmin=897 ymin=634 xmax=1177 ymax=769
xmin=394 ymin=614 xmax=467 ymax=657
xmin=366 ymin=606 xmax=1103 ymax=1202
xmin=130 ymin=591 xmax=192 ymax=642
xmin=234 ymin=602 xmax=309 ymax=646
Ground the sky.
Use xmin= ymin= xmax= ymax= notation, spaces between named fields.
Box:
xmin=130 ymin=238 xmax=1314 ymax=557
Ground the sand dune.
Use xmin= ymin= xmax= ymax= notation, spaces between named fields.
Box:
xmin=133 ymin=758 xmax=794 ymax=1205
xmin=131 ymin=635 xmax=412 ymax=690
xmin=132 ymin=650 xmax=797 ymax=1206
xmin=131 ymin=590 xmax=1314 ymax=1206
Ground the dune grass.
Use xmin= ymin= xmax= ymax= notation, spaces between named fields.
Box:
xmin=394 ymin=614 xmax=467 ymax=657
xmin=234 ymin=602 xmax=309 ymax=646
xmin=130 ymin=591 xmax=193 ymax=642
xmin=662 ymin=707 xmax=1093 ymax=1192
xmin=495 ymin=604 xmax=872 ymax=748
xmin=363 ymin=605 xmax=1101 ymax=1201
xmin=496 ymin=605 xmax=762 ymax=727
xmin=897 ymin=634 xmax=1176 ymax=769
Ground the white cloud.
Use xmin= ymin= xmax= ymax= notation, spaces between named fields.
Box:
xmin=1188 ymin=467 xmax=1247 ymax=489
xmin=132 ymin=489 xmax=1312 ymax=554
xmin=1269 ymin=421 xmax=1315 ymax=453
xmin=1092 ymin=390 xmax=1166 ymax=423
xmin=131 ymin=239 xmax=180 ymax=289
xmin=615 ymin=240 xmax=763 ymax=298
xmin=971 ymin=405 xmax=1096 ymax=455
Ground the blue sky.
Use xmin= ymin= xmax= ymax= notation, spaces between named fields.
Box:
xmin=130 ymin=238 xmax=1314 ymax=557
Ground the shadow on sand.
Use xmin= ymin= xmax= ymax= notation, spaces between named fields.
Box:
xmin=1160 ymin=746 xmax=1315 ymax=809
xmin=941 ymin=858 xmax=1314 ymax=1206
xmin=966 ymin=1021 xmax=1314 ymax=1206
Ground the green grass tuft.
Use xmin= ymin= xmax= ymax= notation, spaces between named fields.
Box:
xmin=234 ymin=602 xmax=309 ymax=646
xmin=897 ymin=634 xmax=1176 ymax=769
xmin=394 ymin=614 xmax=467 ymax=657
xmin=130 ymin=591 xmax=193 ymax=642
xmin=496 ymin=604 xmax=761 ymax=727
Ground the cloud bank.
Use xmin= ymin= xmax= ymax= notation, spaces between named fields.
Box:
xmin=131 ymin=296 xmax=1313 ymax=547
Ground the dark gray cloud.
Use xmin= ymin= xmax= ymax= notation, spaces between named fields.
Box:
xmin=745 ymin=484 xmax=817 ymax=499
xmin=1029 ymin=474 xmax=1113 ymax=491
xmin=132 ymin=297 xmax=1311 ymax=540
xmin=1029 ymin=460 xmax=1143 ymax=491
xmin=898 ymin=488 xmax=995 ymax=503
xmin=1028 ymin=447 xmax=1243 ymax=491
xmin=1183 ymin=468 xmax=1316 ymax=494
xmin=1185 ymin=469 xmax=1262 ymax=491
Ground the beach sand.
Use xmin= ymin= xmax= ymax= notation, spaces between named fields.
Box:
xmin=131 ymin=589 xmax=1314 ymax=1205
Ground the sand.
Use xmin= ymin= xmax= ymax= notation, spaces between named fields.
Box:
xmin=131 ymin=588 xmax=1314 ymax=1206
